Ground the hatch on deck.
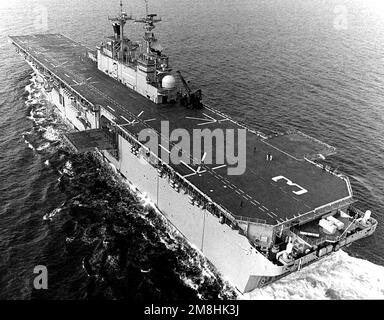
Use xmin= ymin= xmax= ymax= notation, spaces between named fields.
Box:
xmin=63 ymin=129 xmax=117 ymax=153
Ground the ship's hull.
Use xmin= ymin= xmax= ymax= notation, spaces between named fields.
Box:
xmin=29 ymin=64 xmax=376 ymax=294
xmin=27 ymin=65 xmax=286 ymax=292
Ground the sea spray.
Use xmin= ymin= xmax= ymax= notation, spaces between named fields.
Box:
xmin=247 ymin=250 xmax=384 ymax=300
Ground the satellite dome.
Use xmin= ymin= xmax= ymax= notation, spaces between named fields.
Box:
xmin=162 ymin=75 xmax=176 ymax=89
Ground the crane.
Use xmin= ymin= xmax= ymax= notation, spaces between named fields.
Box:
xmin=176 ymin=70 xmax=203 ymax=109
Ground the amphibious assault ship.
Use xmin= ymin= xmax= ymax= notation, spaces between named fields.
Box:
xmin=8 ymin=1 xmax=377 ymax=293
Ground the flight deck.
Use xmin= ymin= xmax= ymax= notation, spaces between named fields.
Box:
xmin=9 ymin=34 xmax=353 ymax=226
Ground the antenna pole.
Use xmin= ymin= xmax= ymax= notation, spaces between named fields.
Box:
xmin=135 ymin=0 xmax=161 ymax=54
xmin=120 ymin=1 xmax=124 ymax=55
xmin=109 ymin=0 xmax=133 ymax=60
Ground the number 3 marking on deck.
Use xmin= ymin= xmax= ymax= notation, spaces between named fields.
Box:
xmin=272 ymin=176 xmax=308 ymax=195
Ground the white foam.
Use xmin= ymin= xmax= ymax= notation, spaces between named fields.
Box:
xmin=34 ymin=105 xmax=46 ymax=112
xmin=36 ymin=142 xmax=50 ymax=151
xmin=26 ymin=98 xmax=39 ymax=105
xmin=247 ymin=251 xmax=384 ymax=300
xmin=34 ymin=112 xmax=45 ymax=120
xmin=24 ymin=139 xmax=35 ymax=150
xmin=66 ymin=237 xmax=75 ymax=243
xmin=33 ymin=118 xmax=46 ymax=125
xmin=43 ymin=207 xmax=62 ymax=221
xmin=43 ymin=126 xmax=60 ymax=141
xmin=25 ymin=84 xmax=32 ymax=93
xmin=63 ymin=160 xmax=74 ymax=176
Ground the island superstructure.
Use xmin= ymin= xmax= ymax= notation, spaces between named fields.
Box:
xmin=8 ymin=1 xmax=377 ymax=293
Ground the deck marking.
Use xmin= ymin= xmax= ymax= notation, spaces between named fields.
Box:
xmin=272 ymin=175 xmax=308 ymax=195
xmin=212 ymin=164 xmax=227 ymax=170
xmin=196 ymin=152 xmax=207 ymax=173
xmin=56 ymin=61 xmax=68 ymax=67
xmin=262 ymin=140 xmax=302 ymax=161
xmin=119 ymin=114 xmax=138 ymax=126
xmin=182 ymin=173 xmax=196 ymax=178
xmin=120 ymin=115 xmax=130 ymax=123
xmin=180 ymin=160 xmax=196 ymax=173
xmin=159 ymin=145 xmax=170 ymax=154
xmin=144 ymin=118 xmax=156 ymax=122
xmin=186 ymin=113 xmax=217 ymax=126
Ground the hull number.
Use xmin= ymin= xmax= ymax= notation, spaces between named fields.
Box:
xmin=272 ymin=176 xmax=308 ymax=195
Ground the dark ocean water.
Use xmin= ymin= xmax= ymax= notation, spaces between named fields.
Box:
xmin=0 ymin=0 xmax=384 ymax=299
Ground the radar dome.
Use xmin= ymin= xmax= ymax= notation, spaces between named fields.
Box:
xmin=162 ymin=75 xmax=176 ymax=89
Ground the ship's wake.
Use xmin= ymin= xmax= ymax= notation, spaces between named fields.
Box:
xmin=245 ymin=250 xmax=384 ymax=300
xmin=23 ymin=73 xmax=66 ymax=156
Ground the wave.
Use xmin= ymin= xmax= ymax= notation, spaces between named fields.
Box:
xmin=246 ymin=250 xmax=384 ymax=300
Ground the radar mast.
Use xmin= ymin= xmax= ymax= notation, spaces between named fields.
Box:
xmin=108 ymin=0 xmax=132 ymax=59
xmin=134 ymin=0 xmax=161 ymax=54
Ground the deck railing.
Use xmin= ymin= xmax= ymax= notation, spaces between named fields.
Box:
xmin=232 ymin=215 xmax=267 ymax=225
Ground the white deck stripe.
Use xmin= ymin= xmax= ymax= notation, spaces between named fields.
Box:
xmin=120 ymin=115 xmax=130 ymax=123
xmin=212 ymin=164 xmax=227 ymax=170
xmin=180 ymin=160 xmax=196 ymax=173
xmin=159 ymin=145 xmax=170 ymax=154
